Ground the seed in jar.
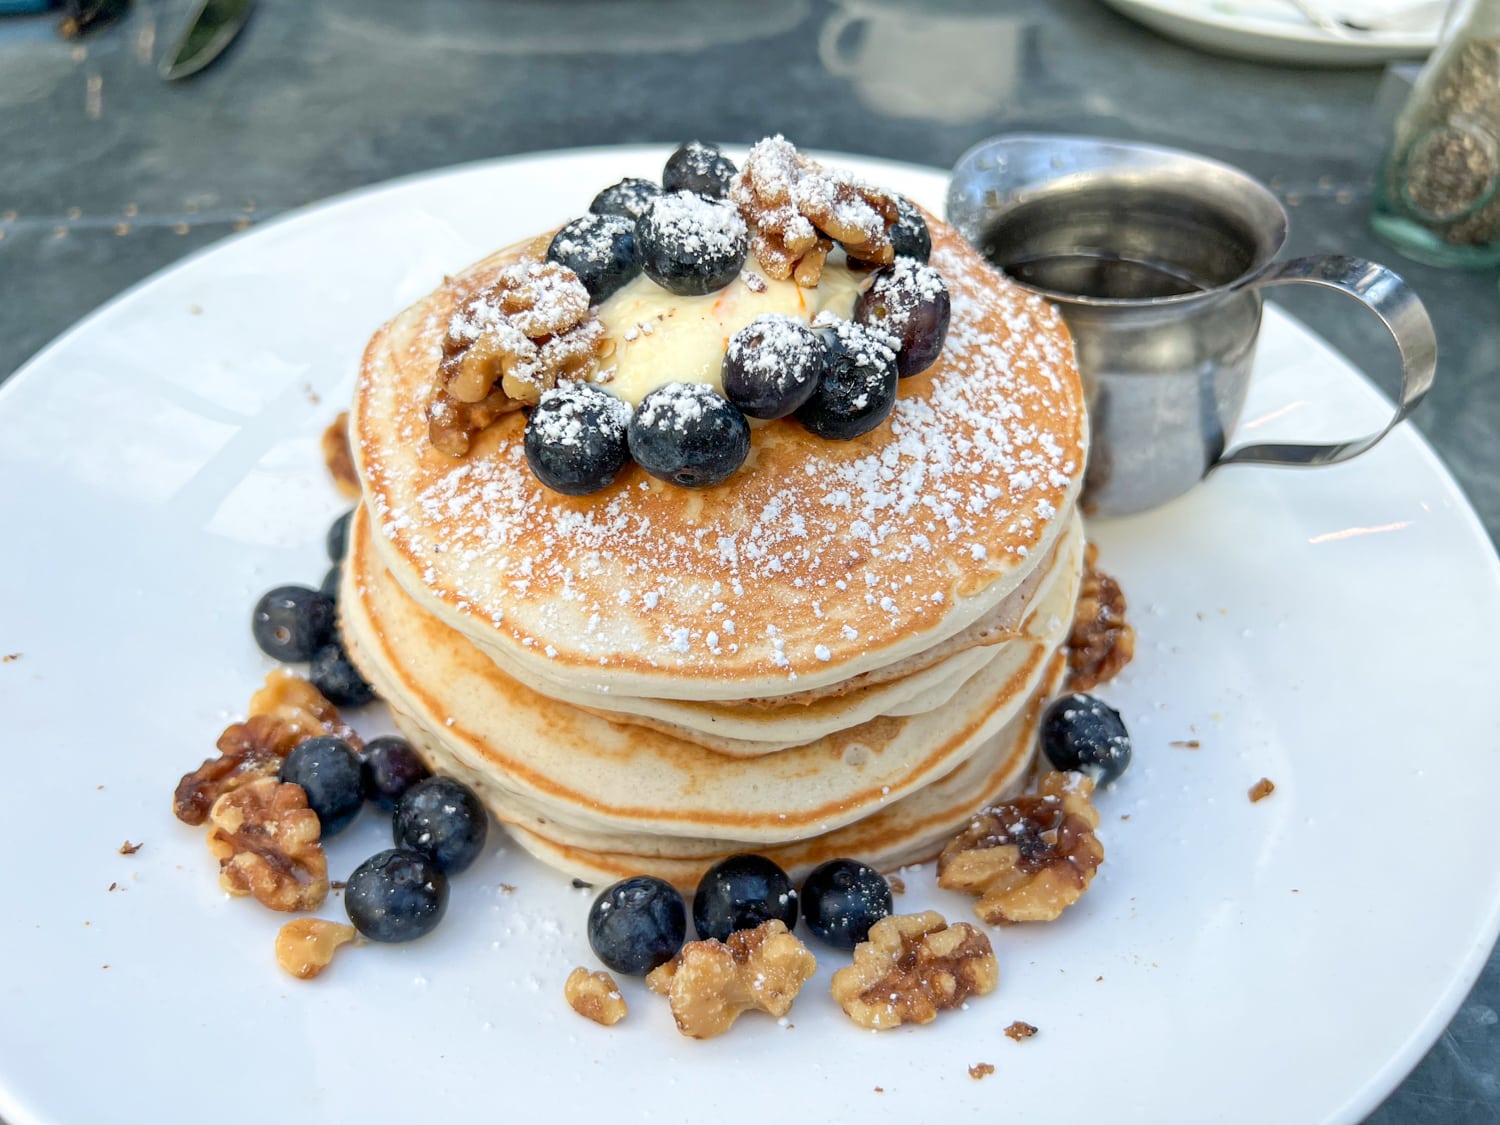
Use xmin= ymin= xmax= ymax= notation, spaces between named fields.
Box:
xmin=854 ymin=258 xmax=950 ymax=378
xmin=627 ymin=382 xmax=750 ymax=489
xmin=309 ymin=637 xmax=375 ymax=707
xmin=662 ymin=140 xmax=738 ymax=200
xmin=692 ymin=854 xmax=798 ymax=942
xmin=794 ymin=320 xmax=899 ymax=441
xmin=392 ymin=775 xmax=489 ymax=875
xmin=634 ymin=192 xmax=748 ymax=297
xmin=361 ymin=735 xmax=431 ymax=812
xmin=722 ymin=314 xmax=825 ymax=420
xmin=279 ymin=735 xmax=366 ymax=837
xmin=344 ymin=847 xmax=449 ymax=942
xmin=799 ymin=858 xmax=892 ymax=951
xmin=546 ymin=214 xmax=641 ymax=304
xmin=1040 ymin=692 xmax=1133 ymax=785
xmin=587 ymin=875 xmax=688 ymax=976
xmin=523 ymin=382 xmax=633 ymax=496
xmin=589 ymin=177 xmax=662 ymax=221
xmin=251 ymin=585 xmax=336 ymax=663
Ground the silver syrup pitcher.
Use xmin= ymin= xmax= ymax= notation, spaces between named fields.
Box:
xmin=947 ymin=135 xmax=1437 ymax=517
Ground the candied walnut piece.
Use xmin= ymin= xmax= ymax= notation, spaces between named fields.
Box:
xmin=731 ymin=136 xmax=899 ymax=287
xmin=1067 ymin=542 xmax=1135 ymax=691
xmin=427 ymin=259 xmax=605 ymax=456
xmin=937 ymin=771 xmax=1105 ymax=925
xmin=969 ymin=1063 xmax=995 ymax=1080
xmin=1004 ymin=1020 xmax=1039 ymax=1041
xmin=646 ymin=920 xmax=816 ymax=1039
xmin=831 ymin=910 xmax=998 ymax=1031
xmin=1249 ymin=777 xmax=1276 ymax=803
xmin=275 ymin=918 xmax=357 ymax=980
xmin=321 ymin=411 xmax=360 ymax=500
xmin=206 ymin=778 xmax=329 ymax=912
xmin=565 ymin=967 xmax=628 ymax=1027
xmin=174 ymin=670 xmax=359 ymax=825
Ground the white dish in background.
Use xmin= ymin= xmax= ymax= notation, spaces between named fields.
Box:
xmin=0 ymin=149 xmax=1497 ymax=1125
xmin=1097 ymin=0 xmax=1441 ymax=64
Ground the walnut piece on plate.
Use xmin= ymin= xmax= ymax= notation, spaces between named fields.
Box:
xmin=731 ymin=136 xmax=899 ymax=287
xmin=646 ymin=919 xmax=816 ymax=1039
xmin=831 ymin=910 xmax=998 ymax=1031
xmin=565 ymin=967 xmax=628 ymax=1026
xmin=174 ymin=670 xmax=358 ymax=825
xmin=428 ymin=259 xmax=605 ymax=456
xmin=206 ymin=778 xmax=329 ymax=912
xmin=275 ymin=918 xmax=357 ymax=980
xmin=937 ymin=771 xmax=1104 ymax=925
xmin=1067 ymin=542 xmax=1135 ymax=691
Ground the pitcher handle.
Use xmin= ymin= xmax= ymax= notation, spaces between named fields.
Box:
xmin=1210 ymin=255 xmax=1436 ymax=473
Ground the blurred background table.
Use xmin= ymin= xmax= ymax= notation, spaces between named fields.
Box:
xmin=1 ymin=2 xmax=1495 ymax=1120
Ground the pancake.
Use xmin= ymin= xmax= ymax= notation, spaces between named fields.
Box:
xmin=341 ymin=503 xmax=1083 ymax=842
xmin=352 ymin=215 xmax=1087 ymax=703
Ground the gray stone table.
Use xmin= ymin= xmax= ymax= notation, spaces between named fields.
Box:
xmin=2 ymin=0 xmax=1496 ymax=1120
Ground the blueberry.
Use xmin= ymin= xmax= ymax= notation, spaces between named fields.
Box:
xmin=393 ymin=776 xmax=489 ymax=875
xmin=279 ymin=735 xmax=364 ymax=836
xmin=310 ymin=639 xmax=376 ymax=707
xmin=662 ymin=141 xmax=738 ymax=199
xmin=320 ymin=564 xmax=341 ymax=604
xmin=546 ymin=214 xmax=640 ymax=303
xmin=587 ymin=876 xmax=688 ymax=976
xmin=326 ymin=510 xmax=353 ymax=562
xmin=344 ymin=848 xmax=448 ymax=943
xmin=854 ymin=258 xmax=951 ymax=378
xmin=692 ymin=854 xmax=798 ymax=942
xmin=799 ymin=859 xmax=892 ymax=951
xmin=794 ymin=320 xmax=899 ymax=441
xmin=849 ymin=195 xmax=931 ymax=269
xmin=627 ymin=382 xmax=750 ymax=488
xmin=251 ymin=584 xmax=335 ymax=663
xmin=524 ymin=383 xmax=633 ymax=496
xmin=362 ymin=735 xmax=430 ymax=812
xmin=1040 ymin=692 xmax=1133 ymax=785
xmin=635 ymin=192 xmax=747 ymax=297
xmin=590 ymin=177 xmax=662 ymax=221
xmin=722 ymin=314 xmax=825 ymax=420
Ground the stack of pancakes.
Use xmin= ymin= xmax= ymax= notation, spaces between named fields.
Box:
xmin=341 ymin=198 xmax=1089 ymax=888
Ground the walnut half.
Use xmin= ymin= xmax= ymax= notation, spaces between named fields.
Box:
xmin=831 ymin=911 xmax=998 ymax=1031
xmin=937 ymin=771 xmax=1104 ymax=925
xmin=646 ymin=920 xmax=816 ymax=1039
xmin=206 ymin=778 xmax=329 ymax=912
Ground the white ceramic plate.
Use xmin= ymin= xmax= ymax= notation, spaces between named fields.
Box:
xmin=1097 ymin=0 xmax=1439 ymax=64
xmin=1 ymin=149 xmax=1497 ymax=1125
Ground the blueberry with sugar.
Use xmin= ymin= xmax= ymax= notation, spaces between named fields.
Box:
xmin=588 ymin=875 xmax=687 ymax=976
xmin=393 ymin=775 xmax=489 ymax=875
xmin=854 ymin=257 xmax=950 ymax=378
xmin=722 ymin=314 xmax=825 ymax=420
xmin=344 ymin=847 xmax=448 ymax=943
xmin=325 ymin=510 xmax=353 ymax=562
xmin=849 ymin=194 xmax=930 ymax=268
xmin=635 ymin=192 xmax=747 ymax=297
xmin=1040 ymin=692 xmax=1133 ymax=785
xmin=279 ymin=735 xmax=365 ymax=836
xmin=794 ymin=319 xmax=899 ymax=441
xmin=524 ymin=382 xmax=633 ymax=496
xmin=546 ymin=214 xmax=640 ymax=303
xmin=799 ymin=858 xmax=892 ymax=951
xmin=590 ymin=177 xmax=662 ymax=221
xmin=310 ymin=637 xmax=376 ymax=707
xmin=251 ymin=584 xmax=335 ymax=663
xmin=627 ymin=382 xmax=750 ymax=488
xmin=662 ymin=141 xmax=738 ymax=199
xmin=362 ymin=734 xmax=430 ymax=811
xmin=693 ymin=853 xmax=798 ymax=942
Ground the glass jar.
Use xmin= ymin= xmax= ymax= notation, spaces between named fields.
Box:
xmin=1371 ymin=0 xmax=1500 ymax=267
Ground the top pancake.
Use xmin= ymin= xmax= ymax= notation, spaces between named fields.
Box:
xmin=353 ymin=211 xmax=1086 ymax=702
